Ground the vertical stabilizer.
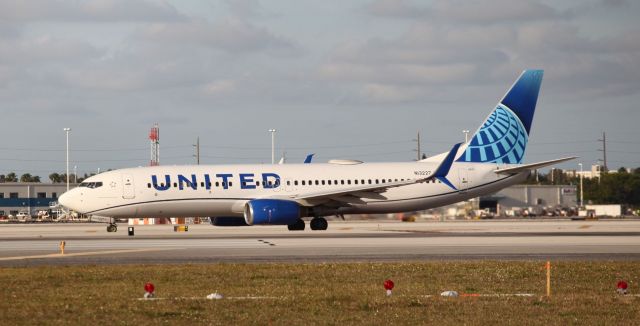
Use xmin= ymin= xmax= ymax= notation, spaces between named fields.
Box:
xmin=457 ymin=70 xmax=543 ymax=164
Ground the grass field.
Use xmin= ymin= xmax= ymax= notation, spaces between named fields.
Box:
xmin=1 ymin=261 xmax=639 ymax=325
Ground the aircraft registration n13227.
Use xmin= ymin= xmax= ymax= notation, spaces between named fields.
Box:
xmin=59 ymin=70 xmax=575 ymax=232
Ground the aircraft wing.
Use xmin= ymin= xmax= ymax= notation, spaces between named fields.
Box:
xmin=494 ymin=157 xmax=578 ymax=175
xmin=289 ymin=143 xmax=462 ymax=205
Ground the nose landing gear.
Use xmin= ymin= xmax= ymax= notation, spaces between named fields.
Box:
xmin=106 ymin=218 xmax=118 ymax=232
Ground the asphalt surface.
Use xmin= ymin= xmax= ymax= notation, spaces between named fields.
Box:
xmin=1 ymin=220 xmax=639 ymax=266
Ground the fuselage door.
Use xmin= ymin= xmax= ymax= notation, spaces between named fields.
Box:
xmin=458 ymin=168 xmax=472 ymax=192
xmin=122 ymin=174 xmax=135 ymax=199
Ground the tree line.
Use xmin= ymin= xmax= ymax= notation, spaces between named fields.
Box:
xmin=0 ymin=172 xmax=95 ymax=184
xmin=523 ymin=167 xmax=640 ymax=207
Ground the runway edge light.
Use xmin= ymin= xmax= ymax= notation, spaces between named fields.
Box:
xmin=617 ymin=280 xmax=628 ymax=295
xmin=384 ymin=279 xmax=394 ymax=296
xmin=144 ymin=282 xmax=155 ymax=299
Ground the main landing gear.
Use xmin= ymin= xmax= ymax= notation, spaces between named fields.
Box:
xmin=287 ymin=219 xmax=305 ymax=231
xmin=287 ymin=217 xmax=328 ymax=231
xmin=106 ymin=218 xmax=118 ymax=232
xmin=310 ymin=217 xmax=328 ymax=231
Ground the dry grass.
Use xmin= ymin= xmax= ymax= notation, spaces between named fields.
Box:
xmin=1 ymin=261 xmax=639 ymax=325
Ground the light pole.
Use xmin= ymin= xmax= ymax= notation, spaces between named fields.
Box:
xmin=462 ymin=130 xmax=470 ymax=143
xmin=578 ymin=163 xmax=584 ymax=208
xmin=268 ymin=129 xmax=276 ymax=164
xmin=73 ymin=165 xmax=77 ymax=184
xmin=64 ymin=128 xmax=71 ymax=192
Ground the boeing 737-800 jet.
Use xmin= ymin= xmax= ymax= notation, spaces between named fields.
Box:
xmin=59 ymin=70 xmax=574 ymax=232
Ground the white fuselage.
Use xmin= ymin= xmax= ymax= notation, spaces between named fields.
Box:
xmin=58 ymin=161 xmax=526 ymax=219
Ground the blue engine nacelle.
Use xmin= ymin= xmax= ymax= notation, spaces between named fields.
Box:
xmin=244 ymin=199 xmax=302 ymax=225
xmin=210 ymin=217 xmax=249 ymax=226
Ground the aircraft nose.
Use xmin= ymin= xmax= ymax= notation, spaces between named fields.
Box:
xmin=58 ymin=190 xmax=78 ymax=211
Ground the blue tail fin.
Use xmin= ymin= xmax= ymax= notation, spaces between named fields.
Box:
xmin=457 ymin=69 xmax=543 ymax=164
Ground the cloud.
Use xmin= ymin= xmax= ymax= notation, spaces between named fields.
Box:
xmin=202 ymin=80 xmax=236 ymax=95
xmin=322 ymin=1 xmax=640 ymax=104
xmin=365 ymin=0 xmax=562 ymax=23
xmin=0 ymin=0 xmax=183 ymax=22
xmin=135 ymin=18 xmax=300 ymax=55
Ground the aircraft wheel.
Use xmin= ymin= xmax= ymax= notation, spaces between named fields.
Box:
xmin=107 ymin=224 xmax=117 ymax=232
xmin=310 ymin=217 xmax=328 ymax=231
xmin=287 ymin=219 xmax=305 ymax=231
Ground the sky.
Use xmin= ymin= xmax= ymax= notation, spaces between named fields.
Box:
xmin=1 ymin=0 xmax=639 ymax=181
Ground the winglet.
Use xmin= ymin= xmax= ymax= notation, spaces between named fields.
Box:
xmin=304 ymin=154 xmax=314 ymax=164
xmin=432 ymin=143 xmax=462 ymax=190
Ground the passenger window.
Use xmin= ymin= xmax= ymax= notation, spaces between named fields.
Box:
xmin=341 ymin=180 xmax=344 ymax=185
xmin=315 ymin=180 xmax=319 ymax=185
xmin=294 ymin=181 xmax=298 ymax=186
xmin=173 ymin=183 xmax=177 ymax=188
xmin=229 ymin=182 xmax=233 ymax=187
xmin=147 ymin=183 xmax=151 ymax=188
xmin=368 ymin=180 xmax=372 ymax=184
xmin=256 ymin=181 xmax=260 ymax=187
xmin=354 ymin=180 xmax=358 ymax=185
xmin=287 ymin=181 xmax=290 ymax=186
xmin=347 ymin=180 xmax=351 ymax=185
xmin=321 ymin=180 xmax=325 ymax=185
xmin=302 ymin=180 xmax=306 ymax=185
xmin=201 ymin=182 xmax=205 ymax=187
xmin=361 ymin=179 xmax=365 ymax=184
xmin=216 ymin=182 xmax=220 ymax=187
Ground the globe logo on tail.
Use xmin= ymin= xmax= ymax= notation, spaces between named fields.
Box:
xmin=459 ymin=104 xmax=528 ymax=164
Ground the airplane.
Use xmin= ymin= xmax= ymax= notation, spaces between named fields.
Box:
xmin=59 ymin=69 xmax=575 ymax=232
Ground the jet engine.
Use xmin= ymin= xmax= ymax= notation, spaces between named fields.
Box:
xmin=244 ymin=199 xmax=303 ymax=225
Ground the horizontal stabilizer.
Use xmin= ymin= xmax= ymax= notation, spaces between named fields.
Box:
xmin=494 ymin=157 xmax=578 ymax=175
xmin=430 ymin=143 xmax=462 ymax=190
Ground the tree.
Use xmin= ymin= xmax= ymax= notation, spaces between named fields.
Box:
xmin=5 ymin=172 xmax=17 ymax=182
xmin=49 ymin=173 xmax=62 ymax=183
xmin=20 ymin=173 xmax=31 ymax=182
xmin=0 ymin=175 xmax=5 ymax=183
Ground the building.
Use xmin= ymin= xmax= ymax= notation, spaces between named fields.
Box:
xmin=564 ymin=164 xmax=603 ymax=179
xmin=0 ymin=183 xmax=73 ymax=217
xmin=480 ymin=184 xmax=578 ymax=216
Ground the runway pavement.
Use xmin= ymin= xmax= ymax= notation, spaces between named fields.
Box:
xmin=1 ymin=220 xmax=639 ymax=266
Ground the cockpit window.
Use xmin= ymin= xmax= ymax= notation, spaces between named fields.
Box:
xmin=79 ymin=182 xmax=103 ymax=189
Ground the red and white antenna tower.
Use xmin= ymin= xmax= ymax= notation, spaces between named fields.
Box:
xmin=149 ymin=123 xmax=160 ymax=166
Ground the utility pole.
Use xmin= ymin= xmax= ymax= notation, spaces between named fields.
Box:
xmin=598 ymin=131 xmax=607 ymax=173
xmin=193 ymin=137 xmax=200 ymax=165
xmin=416 ymin=131 xmax=421 ymax=161
xmin=578 ymin=163 xmax=584 ymax=208
xmin=63 ymin=128 xmax=71 ymax=192
xmin=269 ymin=129 xmax=276 ymax=164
